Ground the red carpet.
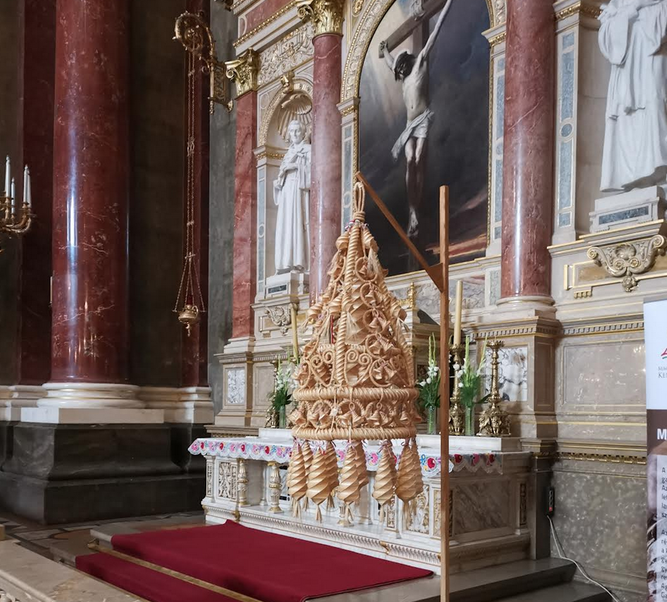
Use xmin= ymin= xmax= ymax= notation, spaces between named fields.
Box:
xmin=76 ymin=553 xmax=237 ymax=601
xmin=101 ymin=521 xmax=431 ymax=602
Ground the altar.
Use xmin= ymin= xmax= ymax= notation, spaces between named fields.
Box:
xmin=190 ymin=430 xmax=533 ymax=574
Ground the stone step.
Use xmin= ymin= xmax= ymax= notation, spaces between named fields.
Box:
xmin=449 ymin=558 xmax=577 ymax=602
xmin=495 ymin=581 xmax=610 ymax=602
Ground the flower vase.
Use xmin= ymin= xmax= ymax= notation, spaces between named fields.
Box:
xmin=278 ymin=406 xmax=287 ymax=429
xmin=464 ymin=405 xmax=475 ymax=436
xmin=427 ymin=406 xmax=437 ymax=435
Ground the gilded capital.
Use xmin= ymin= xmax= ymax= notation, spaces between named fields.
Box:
xmin=297 ymin=0 xmax=344 ymax=37
xmin=225 ymin=48 xmax=259 ymax=97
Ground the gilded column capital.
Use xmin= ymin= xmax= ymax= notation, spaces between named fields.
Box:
xmin=225 ymin=48 xmax=259 ymax=97
xmin=297 ymin=0 xmax=344 ymax=37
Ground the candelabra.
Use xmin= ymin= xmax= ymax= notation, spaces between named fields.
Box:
xmin=448 ymin=343 xmax=465 ymax=436
xmin=478 ymin=340 xmax=511 ymax=437
xmin=1 ymin=157 xmax=32 ymax=250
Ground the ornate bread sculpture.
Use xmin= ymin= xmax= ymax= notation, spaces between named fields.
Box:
xmin=287 ymin=182 xmax=423 ymax=523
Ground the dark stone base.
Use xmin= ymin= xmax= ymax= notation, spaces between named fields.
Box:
xmin=0 ymin=422 xmax=206 ymax=524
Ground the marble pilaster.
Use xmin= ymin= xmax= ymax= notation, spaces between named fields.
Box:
xmin=231 ymin=89 xmax=258 ymax=339
xmin=300 ymin=0 xmax=343 ymax=301
xmin=500 ymin=0 xmax=555 ymax=302
xmin=310 ymin=33 xmax=342 ymax=301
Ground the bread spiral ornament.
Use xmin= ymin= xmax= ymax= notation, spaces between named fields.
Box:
xmin=372 ymin=440 xmax=397 ymax=523
xmin=287 ymin=441 xmax=308 ymax=518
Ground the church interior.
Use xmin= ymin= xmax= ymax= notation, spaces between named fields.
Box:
xmin=0 ymin=0 xmax=663 ymax=601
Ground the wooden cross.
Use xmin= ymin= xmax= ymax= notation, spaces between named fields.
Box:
xmin=356 ymin=172 xmax=450 ymax=602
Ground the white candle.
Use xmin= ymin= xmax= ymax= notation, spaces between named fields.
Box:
xmin=453 ymin=280 xmax=463 ymax=346
xmin=10 ymin=178 xmax=15 ymax=214
xmin=24 ymin=166 xmax=30 ymax=207
xmin=4 ymin=156 xmax=10 ymax=197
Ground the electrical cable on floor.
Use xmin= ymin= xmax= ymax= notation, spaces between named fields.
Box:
xmin=548 ymin=515 xmax=622 ymax=602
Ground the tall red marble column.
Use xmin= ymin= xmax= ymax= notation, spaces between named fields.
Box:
xmin=500 ymin=0 xmax=555 ymax=302
xmin=49 ymin=0 xmax=131 ymax=386
xmin=228 ymin=51 xmax=259 ymax=340
xmin=310 ymin=32 xmax=342 ymax=300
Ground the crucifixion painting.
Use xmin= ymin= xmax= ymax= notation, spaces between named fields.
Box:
xmin=378 ymin=0 xmax=453 ymax=239
xmin=358 ymin=0 xmax=490 ymax=276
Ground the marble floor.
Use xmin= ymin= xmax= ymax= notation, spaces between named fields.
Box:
xmin=0 ymin=510 xmax=205 ymax=560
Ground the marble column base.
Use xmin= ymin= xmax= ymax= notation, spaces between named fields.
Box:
xmin=0 ymin=385 xmax=42 ymax=421
xmin=138 ymin=386 xmax=213 ymax=424
xmin=24 ymin=382 xmax=163 ymax=424
xmin=0 ymin=423 xmax=204 ymax=524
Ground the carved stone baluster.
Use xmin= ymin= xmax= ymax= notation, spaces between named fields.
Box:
xmin=238 ymin=459 xmax=249 ymax=507
xmin=268 ymin=461 xmax=283 ymax=513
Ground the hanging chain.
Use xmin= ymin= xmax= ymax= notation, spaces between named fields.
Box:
xmin=174 ymin=34 xmax=206 ymax=335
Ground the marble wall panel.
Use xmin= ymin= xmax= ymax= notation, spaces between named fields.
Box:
xmin=0 ymin=1 xmax=20 ymax=384
xmin=484 ymin=346 xmax=528 ymax=403
xmin=253 ymin=363 xmax=275 ymax=412
xmin=559 ymin=338 xmax=645 ymax=409
xmin=209 ymin=2 xmax=238 ymax=413
xmin=552 ymin=462 xmax=645 ymax=601
xmin=453 ymin=480 xmax=510 ymax=536
xmin=128 ymin=0 xmax=186 ymax=386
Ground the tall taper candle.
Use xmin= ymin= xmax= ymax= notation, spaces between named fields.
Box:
xmin=10 ymin=178 xmax=15 ymax=214
xmin=25 ymin=166 xmax=31 ymax=206
xmin=4 ymin=156 xmax=10 ymax=197
xmin=453 ymin=280 xmax=463 ymax=346
xmin=291 ymin=304 xmax=299 ymax=363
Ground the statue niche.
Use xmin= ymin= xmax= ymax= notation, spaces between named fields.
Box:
xmin=274 ymin=121 xmax=311 ymax=275
xmin=264 ymin=75 xmax=313 ymax=296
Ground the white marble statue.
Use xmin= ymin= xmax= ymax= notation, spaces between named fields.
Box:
xmin=599 ymin=0 xmax=667 ymax=191
xmin=273 ymin=120 xmax=311 ymax=274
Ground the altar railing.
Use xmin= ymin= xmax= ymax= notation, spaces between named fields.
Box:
xmin=189 ymin=430 xmax=533 ymax=573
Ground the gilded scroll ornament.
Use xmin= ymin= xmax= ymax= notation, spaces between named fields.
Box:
xmin=297 ymin=0 xmax=344 ymax=37
xmin=266 ymin=305 xmax=292 ymax=334
xmin=174 ymin=12 xmax=233 ymax=113
xmin=225 ymin=49 xmax=260 ymax=97
xmin=587 ymin=234 xmax=667 ymax=292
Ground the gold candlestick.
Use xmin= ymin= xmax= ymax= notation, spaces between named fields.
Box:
xmin=478 ymin=340 xmax=511 ymax=437
xmin=448 ymin=343 xmax=465 ymax=436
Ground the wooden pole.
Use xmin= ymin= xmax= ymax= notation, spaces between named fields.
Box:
xmin=439 ymin=185 xmax=450 ymax=602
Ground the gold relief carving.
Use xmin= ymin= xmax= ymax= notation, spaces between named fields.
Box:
xmin=557 ymin=452 xmax=646 ymax=465
xmin=265 ymin=304 xmax=293 ymax=334
xmin=340 ymin=105 xmax=358 ymax=117
xmin=555 ymin=1 xmax=601 ymax=21
xmin=217 ymin=461 xmax=238 ymax=500
xmin=297 ymin=0 xmax=344 ymax=36
xmin=487 ymin=31 xmax=506 ymax=47
xmin=352 ymin=0 xmax=365 ymax=16
xmin=573 ymin=288 xmax=592 ymax=299
xmin=587 ymin=235 xmax=667 ymax=292
xmin=225 ymin=48 xmax=260 ymax=97
xmin=433 ymin=488 xmax=441 ymax=538
xmin=406 ymin=484 xmax=430 ymax=534
xmin=206 ymin=458 xmax=214 ymax=498
xmin=258 ymin=23 xmax=315 ymax=87
xmin=385 ymin=495 xmax=397 ymax=530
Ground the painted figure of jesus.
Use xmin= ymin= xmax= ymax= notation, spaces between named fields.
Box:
xmin=379 ymin=0 xmax=454 ymax=238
